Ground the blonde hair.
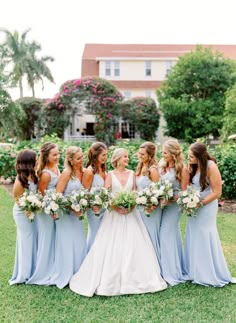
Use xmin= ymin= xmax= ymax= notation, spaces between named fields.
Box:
xmin=136 ymin=141 xmax=158 ymax=176
xmin=64 ymin=146 xmax=82 ymax=178
xmin=161 ymin=139 xmax=184 ymax=182
xmin=37 ymin=142 xmax=57 ymax=178
xmin=111 ymin=148 xmax=128 ymax=168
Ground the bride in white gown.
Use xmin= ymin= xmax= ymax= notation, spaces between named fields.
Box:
xmin=69 ymin=148 xmax=167 ymax=296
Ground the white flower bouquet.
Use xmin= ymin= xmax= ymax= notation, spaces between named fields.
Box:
xmin=67 ymin=188 xmax=90 ymax=220
xmin=43 ymin=189 xmax=68 ymax=220
xmin=177 ymin=185 xmax=201 ymax=217
xmin=89 ymin=187 xmax=111 ymax=215
xmin=155 ymin=179 xmax=174 ymax=207
xmin=136 ymin=183 xmax=159 ymax=216
xmin=111 ymin=190 xmax=137 ymax=214
xmin=18 ymin=189 xmax=43 ymax=222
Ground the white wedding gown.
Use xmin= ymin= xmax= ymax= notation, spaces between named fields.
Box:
xmin=69 ymin=170 xmax=167 ymax=296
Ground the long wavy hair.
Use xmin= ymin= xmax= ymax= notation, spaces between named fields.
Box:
xmin=64 ymin=146 xmax=83 ymax=178
xmin=86 ymin=142 xmax=107 ymax=174
xmin=160 ymin=139 xmax=185 ymax=182
xmin=136 ymin=141 xmax=158 ymax=177
xmin=189 ymin=142 xmax=216 ymax=191
xmin=15 ymin=150 xmax=38 ymax=189
xmin=37 ymin=142 xmax=57 ymax=178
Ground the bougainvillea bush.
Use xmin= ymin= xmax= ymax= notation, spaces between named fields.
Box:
xmin=46 ymin=77 xmax=123 ymax=144
xmin=121 ymin=97 xmax=160 ymax=141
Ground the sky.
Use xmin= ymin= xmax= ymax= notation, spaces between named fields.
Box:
xmin=1 ymin=0 xmax=236 ymax=99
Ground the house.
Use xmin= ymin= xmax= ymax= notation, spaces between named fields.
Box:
xmin=68 ymin=44 xmax=236 ymax=142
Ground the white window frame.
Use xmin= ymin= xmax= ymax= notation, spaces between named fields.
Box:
xmin=105 ymin=61 xmax=111 ymax=76
xmin=114 ymin=61 xmax=120 ymax=77
xmin=145 ymin=61 xmax=152 ymax=77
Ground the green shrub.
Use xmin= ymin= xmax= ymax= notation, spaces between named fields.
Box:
xmin=1 ymin=137 xmax=235 ymax=199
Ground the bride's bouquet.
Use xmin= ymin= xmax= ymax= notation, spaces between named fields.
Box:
xmin=67 ymin=188 xmax=90 ymax=220
xmin=177 ymin=185 xmax=201 ymax=217
xmin=111 ymin=190 xmax=137 ymax=214
xmin=155 ymin=179 xmax=174 ymax=207
xmin=18 ymin=189 xmax=43 ymax=222
xmin=89 ymin=187 xmax=111 ymax=215
xmin=136 ymin=183 xmax=159 ymax=216
xmin=43 ymin=189 xmax=68 ymax=220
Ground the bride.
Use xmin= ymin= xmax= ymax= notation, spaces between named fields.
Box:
xmin=69 ymin=148 xmax=167 ymax=296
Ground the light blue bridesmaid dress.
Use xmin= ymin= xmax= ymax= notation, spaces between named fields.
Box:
xmin=159 ymin=168 xmax=186 ymax=285
xmin=136 ymin=175 xmax=161 ymax=264
xmin=50 ymin=177 xmax=87 ymax=288
xmin=87 ymin=174 xmax=105 ymax=251
xmin=26 ymin=168 xmax=58 ymax=285
xmin=184 ymin=161 xmax=236 ymax=287
xmin=9 ymin=181 xmax=37 ymax=285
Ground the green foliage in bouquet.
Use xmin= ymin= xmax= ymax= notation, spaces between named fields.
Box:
xmin=111 ymin=191 xmax=137 ymax=211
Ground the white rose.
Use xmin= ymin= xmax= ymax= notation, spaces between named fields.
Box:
xmin=80 ymin=199 xmax=88 ymax=206
xmin=140 ymin=196 xmax=147 ymax=204
xmin=150 ymin=196 xmax=158 ymax=204
xmin=80 ymin=191 xmax=85 ymax=197
xmin=44 ymin=207 xmax=51 ymax=215
xmin=183 ymin=197 xmax=190 ymax=204
xmin=182 ymin=191 xmax=188 ymax=197
xmin=72 ymin=204 xmax=81 ymax=212
xmin=51 ymin=201 xmax=59 ymax=211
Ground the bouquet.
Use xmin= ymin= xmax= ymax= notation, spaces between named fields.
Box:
xmin=43 ymin=189 xmax=68 ymax=220
xmin=67 ymin=188 xmax=90 ymax=220
xmin=111 ymin=190 xmax=137 ymax=214
xmin=155 ymin=179 xmax=174 ymax=207
xmin=136 ymin=183 xmax=159 ymax=216
xmin=177 ymin=186 xmax=201 ymax=217
xmin=18 ymin=189 xmax=43 ymax=222
xmin=89 ymin=186 xmax=111 ymax=215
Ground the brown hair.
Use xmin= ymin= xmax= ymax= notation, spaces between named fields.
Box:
xmin=161 ymin=139 xmax=185 ymax=182
xmin=136 ymin=141 xmax=158 ymax=177
xmin=37 ymin=142 xmax=57 ymax=178
xmin=87 ymin=142 xmax=107 ymax=174
xmin=15 ymin=149 xmax=38 ymax=188
xmin=189 ymin=142 xmax=216 ymax=191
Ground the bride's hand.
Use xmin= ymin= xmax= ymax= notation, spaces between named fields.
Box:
xmin=117 ymin=207 xmax=130 ymax=215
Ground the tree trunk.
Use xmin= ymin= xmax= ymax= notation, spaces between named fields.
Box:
xmin=19 ymin=78 xmax=23 ymax=98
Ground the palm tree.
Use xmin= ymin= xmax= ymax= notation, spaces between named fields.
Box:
xmin=0 ymin=28 xmax=54 ymax=97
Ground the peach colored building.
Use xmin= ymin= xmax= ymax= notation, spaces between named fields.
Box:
xmin=72 ymin=44 xmax=236 ymax=142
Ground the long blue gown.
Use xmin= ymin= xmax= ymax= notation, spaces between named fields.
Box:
xmin=9 ymin=181 xmax=37 ymax=285
xmin=27 ymin=168 xmax=58 ymax=285
xmin=184 ymin=161 xmax=236 ymax=287
xmin=159 ymin=168 xmax=186 ymax=286
xmin=136 ymin=175 xmax=161 ymax=265
xmin=87 ymin=174 xmax=105 ymax=251
xmin=50 ymin=177 xmax=87 ymax=288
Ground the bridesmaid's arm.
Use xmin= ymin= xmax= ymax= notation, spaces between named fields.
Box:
xmin=13 ymin=178 xmax=24 ymax=203
xmin=38 ymin=172 xmax=51 ymax=195
xmin=201 ymin=163 xmax=222 ymax=205
xmin=56 ymin=169 xmax=71 ymax=193
xmin=104 ymin=172 xmax=112 ymax=189
xmin=181 ymin=166 xmax=190 ymax=190
xmin=82 ymin=168 xmax=94 ymax=190
xmin=132 ymin=172 xmax=137 ymax=190
xmin=149 ymin=167 xmax=160 ymax=183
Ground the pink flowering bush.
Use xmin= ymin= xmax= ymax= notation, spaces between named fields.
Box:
xmin=46 ymin=77 xmax=123 ymax=144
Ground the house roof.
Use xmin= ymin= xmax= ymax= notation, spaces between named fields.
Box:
xmin=82 ymin=43 xmax=236 ymax=60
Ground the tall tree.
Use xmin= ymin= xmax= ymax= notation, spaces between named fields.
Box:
xmin=157 ymin=46 xmax=236 ymax=142
xmin=0 ymin=28 xmax=54 ymax=97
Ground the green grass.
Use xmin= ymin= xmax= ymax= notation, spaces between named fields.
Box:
xmin=0 ymin=186 xmax=235 ymax=322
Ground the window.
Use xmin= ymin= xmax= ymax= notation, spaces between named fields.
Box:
xmin=105 ymin=61 xmax=111 ymax=76
xmin=124 ymin=91 xmax=131 ymax=99
xmin=145 ymin=61 xmax=152 ymax=76
xmin=166 ymin=61 xmax=173 ymax=76
xmin=145 ymin=90 xmax=152 ymax=98
xmin=114 ymin=61 xmax=120 ymax=76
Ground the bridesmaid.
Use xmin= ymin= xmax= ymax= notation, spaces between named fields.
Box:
xmin=159 ymin=139 xmax=189 ymax=286
xmin=50 ymin=146 xmax=87 ymax=288
xmin=27 ymin=142 xmax=60 ymax=285
xmin=136 ymin=141 xmax=161 ymax=264
xmin=9 ymin=150 xmax=38 ymax=285
xmin=82 ymin=142 xmax=107 ymax=251
xmin=185 ymin=142 xmax=236 ymax=287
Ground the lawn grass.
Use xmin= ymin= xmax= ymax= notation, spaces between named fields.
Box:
xmin=0 ymin=186 xmax=235 ymax=322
